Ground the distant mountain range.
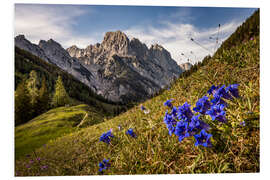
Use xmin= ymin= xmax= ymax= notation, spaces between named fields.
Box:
xmin=15 ymin=31 xmax=191 ymax=103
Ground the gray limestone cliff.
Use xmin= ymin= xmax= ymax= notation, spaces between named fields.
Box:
xmin=15 ymin=31 xmax=190 ymax=103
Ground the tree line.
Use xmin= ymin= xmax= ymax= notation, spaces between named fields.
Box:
xmin=15 ymin=70 xmax=70 ymax=126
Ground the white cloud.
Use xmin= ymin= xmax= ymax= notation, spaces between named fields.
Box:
xmin=14 ymin=4 xmax=96 ymax=48
xmin=124 ymin=20 xmax=242 ymax=65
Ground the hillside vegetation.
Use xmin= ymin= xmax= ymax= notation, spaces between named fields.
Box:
xmin=15 ymin=10 xmax=259 ymax=175
xmin=15 ymin=104 xmax=104 ymax=159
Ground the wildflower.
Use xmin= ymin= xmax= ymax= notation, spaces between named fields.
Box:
xmin=171 ymin=106 xmax=178 ymax=118
xmin=214 ymin=85 xmax=233 ymax=100
xmin=36 ymin=157 xmax=41 ymax=161
xmin=29 ymin=160 xmax=34 ymax=164
xmin=99 ymin=159 xmax=110 ymax=173
xmin=140 ymin=105 xmax=150 ymax=114
xmin=226 ymin=84 xmax=240 ymax=98
xmin=175 ymin=121 xmax=190 ymax=142
xmin=99 ymin=129 xmax=114 ymax=144
xmin=26 ymin=164 xmax=31 ymax=168
xmin=193 ymin=96 xmax=211 ymax=114
xmin=207 ymin=85 xmax=219 ymax=95
xmin=177 ymin=102 xmax=194 ymax=122
xmin=40 ymin=165 xmax=48 ymax=170
xmin=240 ymin=121 xmax=246 ymax=126
xmin=211 ymin=93 xmax=227 ymax=106
xmin=164 ymin=99 xmax=173 ymax=108
xmin=194 ymin=129 xmax=212 ymax=147
xmin=126 ymin=128 xmax=137 ymax=138
xmin=206 ymin=104 xmax=227 ymax=123
xmin=164 ymin=112 xmax=177 ymax=136
xmin=118 ymin=125 xmax=122 ymax=131
xmin=189 ymin=115 xmax=210 ymax=134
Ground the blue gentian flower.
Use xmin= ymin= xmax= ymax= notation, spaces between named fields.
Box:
xmin=194 ymin=129 xmax=212 ymax=147
xmin=206 ymin=104 xmax=227 ymax=123
xmin=207 ymin=85 xmax=219 ymax=95
xmin=193 ymin=96 xmax=211 ymax=114
xmin=214 ymin=85 xmax=233 ymax=100
xmin=140 ymin=105 xmax=146 ymax=111
xmin=126 ymin=128 xmax=137 ymax=138
xmin=99 ymin=158 xmax=110 ymax=173
xmin=164 ymin=99 xmax=173 ymax=108
xmin=177 ymin=102 xmax=194 ymax=122
xmin=164 ymin=112 xmax=177 ymax=136
xmin=226 ymin=84 xmax=240 ymax=98
xmin=99 ymin=130 xmax=114 ymax=144
xmin=189 ymin=115 xmax=211 ymax=133
xmin=171 ymin=106 xmax=178 ymax=118
xmin=175 ymin=121 xmax=190 ymax=142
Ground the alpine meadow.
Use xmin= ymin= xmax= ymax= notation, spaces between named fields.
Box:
xmin=14 ymin=5 xmax=259 ymax=176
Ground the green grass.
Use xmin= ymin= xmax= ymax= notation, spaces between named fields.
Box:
xmin=15 ymin=36 xmax=259 ymax=176
xmin=15 ymin=104 xmax=104 ymax=159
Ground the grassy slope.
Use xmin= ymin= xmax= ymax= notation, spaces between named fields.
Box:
xmin=15 ymin=35 xmax=259 ymax=175
xmin=15 ymin=104 xmax=104 ymax=159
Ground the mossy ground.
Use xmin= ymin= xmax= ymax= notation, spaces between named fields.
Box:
xmin=15 ymin=36 xmax=259 ymax=176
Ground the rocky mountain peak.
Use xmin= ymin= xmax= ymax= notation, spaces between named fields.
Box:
xmin=39 ymin=39 xmax=62 ymax=50
xmin=15 ymin=34 xmax=26 ymax=41
xmin=103 ymin=30 xmax=129 ymax=43
xmin=15 ymin=34 xmax=52 ymax=63
xmin=101 ymin=31 xmax=130 ymax=55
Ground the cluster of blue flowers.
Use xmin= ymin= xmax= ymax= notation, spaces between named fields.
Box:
xmin=99 ymin=129 xmax=114 ymax=144
xmin=98 ymin=126 xmax=137 ymax=173
xmin=163 ymin=84 xmax=239 ymax=147
xmin=98 ymin=159 xmax=111 ymax=173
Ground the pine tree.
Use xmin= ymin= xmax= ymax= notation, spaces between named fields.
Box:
xmin=51 ymin=75 xmax=70 ymax=107
xmin=27 ymin=70 xmax=39 ymax=105
xmin=15 ymin=79 xmax=32 ymax=126
xmin=37 ymin=76 xmax=50 ymax=114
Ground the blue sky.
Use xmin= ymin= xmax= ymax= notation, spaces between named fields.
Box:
xmin=15 ymin=4 xmax=257 ymax=64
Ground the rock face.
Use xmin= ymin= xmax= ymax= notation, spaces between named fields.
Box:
xmin=15 ymin=35 xmax=96 ymax=92
xmin=67 ymin=31 xmax=184 ymax=102
xmin=179 ymin=62 xmax=192 ymax=71
xmin=15 ymin=31 xmax=187 ymax=103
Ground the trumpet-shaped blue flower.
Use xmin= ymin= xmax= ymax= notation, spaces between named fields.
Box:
xmin=215 ymin=85 xmax=233 ymax=100
xmin=193 ymin=96 xmax=211 ymax=114
xmin=126 ymin=128 xmax=137 ymax=138
xmin=226 ymin=84 xmax=240 ymax=98
xmin=99 ymin=158 xmax=110 ymax=173
xmin=177 ymin=102 xmax=194 ymax=122
xmin=175 ymin=121 xmax=190 ymax=142
xmin=164 ymin=112 xmax=177 ymax=136
xmin=194 ymin=129 xmax=212 ymax=147
xmin=206 ymin=104 xmax=227 ymax=123
xmin=99 ymin=130 xmax=114 ymax=144
xmin=164 ymin=99 xmax=173 ymax=108
xmin=140 ymin=105 xmax=146 ymax=111
xmin=171 ymin=106 xmax=178 ymax=118
xmin=189 ymin=115 xmax=211 ymax=133
xmin=207 ymin=85 xmax=219 ymax=95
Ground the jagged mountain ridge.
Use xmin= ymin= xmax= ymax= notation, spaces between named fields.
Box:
xmin=15 ymin=31 xmax=187 ymax=103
